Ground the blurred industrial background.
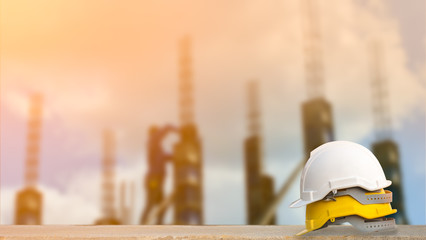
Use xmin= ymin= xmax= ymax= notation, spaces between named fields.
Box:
xmin=0 ymin=0 xmax=425 ymax=225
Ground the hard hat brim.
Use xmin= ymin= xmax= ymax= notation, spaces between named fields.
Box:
xmin=296 ymin=229 xmax=310 ymax=236
xmin=289 ymin=198 xmax=308 ymax=208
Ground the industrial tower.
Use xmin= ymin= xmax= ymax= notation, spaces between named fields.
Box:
xmin=256 ymin=0 xmax=335 ymax=225
xmin=95 ymin=130 xmax=121 ymax=225
xmin=244 ymin=81 xmax=275 ymax=225
xmin=120 ymin=181 xmax=135 ymax=224
xmin=369 ymin=42 xmax=407 ymax=224
xmin=141 ymin=125 xmax=176 ymax=224
xmin=173 ymin=36 xmax=204 ymax=225
xmin=15 ymin=94 xmax=44 ymax=225
xmin=301 ymin=0 xmax=335 ymax=157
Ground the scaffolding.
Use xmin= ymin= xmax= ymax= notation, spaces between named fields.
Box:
xmin=95 ymin=130 xmax=120 ymax=225
xmin=120 ymin=181 xmax=135 ymax=225
xmin=301 ymin=0 xmax=334 ymax=156
xmin=179 ymin=36 xmax=194 ymax=127
xmin=173 ymin=36 xmax=204 ymax=225
xmin=15 ymin=94 xmax=44 ymax=225
xmin=141 ymin=125 xmax=176 ymax=225
xmin=370 ymin=42 xmax=407 ymax=224
xmin=244 ymin=81 xmax=275 ymax=225
xmin=141 ymin=36 xmax=203 ymax=225
xmin=259 ymin=0 xmax=334 ymax=224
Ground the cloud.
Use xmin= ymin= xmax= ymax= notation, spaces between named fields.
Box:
xmin=1 ymin=160 xmax=146 ymax=224
xmin=1 ymin=184 xmax=100 ymax=224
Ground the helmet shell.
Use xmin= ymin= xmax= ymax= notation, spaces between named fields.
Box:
xmin=290 ymin=141 xmax=391 ymax=208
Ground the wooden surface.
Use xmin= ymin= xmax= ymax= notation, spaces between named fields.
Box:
xmin=0 ymin=225 xmax=424 ymax=239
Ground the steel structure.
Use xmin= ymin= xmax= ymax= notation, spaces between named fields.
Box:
xmin=120 ymin=181 xmax=135 ymax=225
xmin=302 ymin=0 xmax=324 ymax=100
xmin=369 ymin=42 xmax=407 ymax=224
xmin=15 ymin=94 xmax=43 ymax=225
xmin=95 ymin=130 xmax=120 ymax=225
xmin=301 ymin=0 xmax=334 ymax=156
xmin=259 ymin=0 xmax=334 ymax=224
xmin=173 ymin=36 xmax=204 ymax=225
xmin=179 ymin=35 xmax=194 ymax=127
xmin=141 ymin=36 xmax=203 ymax=225
xmin=301 ymin=99 xmax=334 ymax=157
xmin=141 ymin=125 xmax=176 ymax=224
xmin=244 ymin=81 xmax=275 ymax=225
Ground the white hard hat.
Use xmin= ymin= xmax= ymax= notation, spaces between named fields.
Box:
xmin=290 ymin=141 xmax=391 ymax=208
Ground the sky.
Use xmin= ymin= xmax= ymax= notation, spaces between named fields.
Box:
xmin=1 ymin=0 xmax=425 ymax=225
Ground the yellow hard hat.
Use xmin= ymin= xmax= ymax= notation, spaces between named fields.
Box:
xmin=298 ymin=189 xmax=397 ymax=235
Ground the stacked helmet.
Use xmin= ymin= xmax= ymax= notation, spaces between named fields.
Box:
xmin=290 ymin=141 xmax=397 ymax=235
